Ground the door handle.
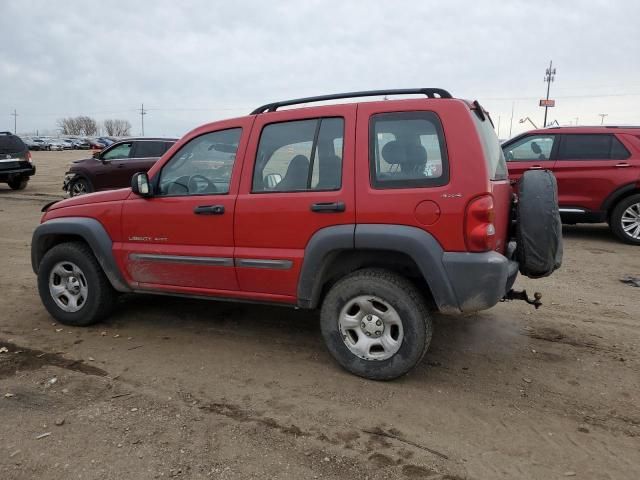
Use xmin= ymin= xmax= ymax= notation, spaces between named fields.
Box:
xmin=615 ymin=163 xmax=631 ymax=168
xmin=310 ymin=201 xmax=345 ymax=213
xmin=528 ymin=165 xmax=543 ymax=170
xmin=194 ymin=205 xmax=225 ymax=215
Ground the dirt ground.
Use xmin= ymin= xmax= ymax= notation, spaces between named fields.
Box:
xmin=0 ymin=150 xmax=638 ymax=480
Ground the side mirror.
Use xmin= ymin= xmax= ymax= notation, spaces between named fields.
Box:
xmin=92 ymin=151 xmax=101 ymax=159
xmin=131 ymin=172 xmax=151 ymax=197
xmin=264 ymin=173 xmax=282 ymax=189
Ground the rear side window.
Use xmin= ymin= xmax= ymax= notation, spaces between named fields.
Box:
xmin=558 ymin=134 xmax=630 ymax=160
xmin=0 ymin=134 xmax=26 ymax=154
xmin=370 ymin=112 xmax=449 ymax=188
xmin=134 ymin=140 xmax=167 ymax=158
xmin=252 ymin=117 xmax=344 ymax=192
xmin=472 ymin=114 xmax=508 ymax=180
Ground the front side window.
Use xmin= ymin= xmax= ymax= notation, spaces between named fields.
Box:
xmin=134 ymin=140 xmax=168 ymax=158
xmin=157 ymin=128 xmax=241 ymax=196
xmin=370 ymin=112 xmax=448 ymax=188
xmin=102 ymin=142 xmax=132 ymax=160
xmin=558 ymin=134 xmax=630 ymax=160
xmin=252 ymin=118 xmax=344 ymax=192
xmin=504 ymin=135 xmax=555 ymax=161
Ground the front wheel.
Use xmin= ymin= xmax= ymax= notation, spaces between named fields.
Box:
xmin=69 ymin=177 xmax=92 ymax=196
xmin=37 ymin=242 xmax=116 ymax=326
xmin=610 ymin=194 xmax=640 ymax=245
xmin=320 ymin=268 xmax=432 ymax=381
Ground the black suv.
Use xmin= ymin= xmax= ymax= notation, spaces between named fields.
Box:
xmin=0 ymin=132 xmax=36 ymax=190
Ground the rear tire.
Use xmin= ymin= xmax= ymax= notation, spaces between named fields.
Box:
xmin=610 ymin=194 xmax=640 ymax=245
xmin=8 ymin=177 xmax=28 ymax=190
xmin=37 ymin=242 xmax=116 ymax=326
xmin=320 ymin=268 xmax=432 ymax=381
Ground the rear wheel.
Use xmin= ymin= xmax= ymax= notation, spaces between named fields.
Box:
xmin=69 ymin=177 xmax=92 ymax=196
xmin=320 ymin=268 xmax=431 ymax=380
xmin=610 ymin=194 xmax=640 ymax=245
xmin=8 ymin=177 xmax=28 ymax=190
xmin=37 ymin=242 xmax=116 ymax=326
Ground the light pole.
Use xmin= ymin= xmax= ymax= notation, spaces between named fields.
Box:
xmin=543 ymin=60 xmax=556 ymax=128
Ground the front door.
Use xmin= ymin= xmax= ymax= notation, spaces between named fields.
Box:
xmin=93 ymin=141 xmax=133 ymax=190
xmin=504 ymin=134 xmax=557 ymax=187
xmin=234 ymin=105 xmax=356 ymax=299
xmin=117 ymin=121 xmax=251 ymax=294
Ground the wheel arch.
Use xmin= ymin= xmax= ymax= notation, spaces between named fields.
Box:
xmin=297 ymin=224 xmax=460 ymax=313
xmin=602 ymin=182 xmax=640 ymax=221
xmin=32 ymin=217 xmax=131 ymax=292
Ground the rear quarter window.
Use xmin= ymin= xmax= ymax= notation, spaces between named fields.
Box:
xmin=472 ymin=113 xmax=508 ymax=180
xmin=369 ymin=111 xmax=449 ymax=189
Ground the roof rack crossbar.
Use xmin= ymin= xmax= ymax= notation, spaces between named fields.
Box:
xmin=251 ymin=88 xmax=453 ymax=114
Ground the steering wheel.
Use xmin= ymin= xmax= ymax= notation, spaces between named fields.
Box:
xmin=187 ymin=174 xmax=216 ymax=194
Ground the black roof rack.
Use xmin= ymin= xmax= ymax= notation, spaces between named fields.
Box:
xmin=251 ymin=88 xmax=453 ymax=114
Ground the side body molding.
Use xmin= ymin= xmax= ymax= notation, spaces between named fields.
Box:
xmin=31 ymin=217 xmax=131 ymax=293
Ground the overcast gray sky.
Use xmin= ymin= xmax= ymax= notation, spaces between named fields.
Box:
xmin=2 ymin=0 xmax=639 ymax=138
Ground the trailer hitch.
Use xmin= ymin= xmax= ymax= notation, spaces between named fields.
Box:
xmin=501 ymin=289 xmax=543 ymax=309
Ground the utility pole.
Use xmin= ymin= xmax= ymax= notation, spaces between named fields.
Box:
xmin=10 ymin=109 xmax=18 ymax=134
xmin=497 ymin=115 xmax=501 ymax=139
xmin=575 ymin=117 xmax=579 ymax=126
xmin=139 ymin=103 xmax=147 ymax=136
xmin=598 ymin=113 xmax=608 ymax=125
xmin=543 ymin=60 xmax=556 ymax=128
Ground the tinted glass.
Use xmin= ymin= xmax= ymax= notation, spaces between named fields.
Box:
xmin=611 ymin=136 xmax=630 ymax=160
xmin=504 ymin=135 xmax=555 ymax=161
xmin=102 ymin=142 xmax=132 ymax=160
xmin=472 ymin=113 xmax=508 ymax=180
xmin=134 ymin=141 xmax=167 ymax=158
xmin=558 ymin=134 xmax=611 ymax=160
xmin=370 ymin=111 xmax=448 ymax=188
xmin=158 ymin=128 xmax=241 ymax=196
xmin=252 ymin=118 xmax=344 ymax=192
xmin=0 ymin=134 xmax=26 ymax=154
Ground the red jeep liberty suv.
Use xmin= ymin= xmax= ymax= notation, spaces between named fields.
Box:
xmin=503 ymin=126 xmax=640 ymax=245
xmin=32 ymin=89 xmax=562 ymax=380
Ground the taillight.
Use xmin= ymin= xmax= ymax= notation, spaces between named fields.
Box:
xmin=27 ymin=151 xmax=33 ymax=163
xmin=465 ymin=194 xmax=496 ymax=252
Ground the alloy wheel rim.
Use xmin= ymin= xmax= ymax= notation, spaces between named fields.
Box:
xmin=71 ymin=181 xmax=87 ymax=196
xmin=338 ymin=295 xmax=404 ymax=361
xmin=49 ymin=261 xmax=89 ymax=313
xmin=621 ymin=202 xmax=640 ymax=240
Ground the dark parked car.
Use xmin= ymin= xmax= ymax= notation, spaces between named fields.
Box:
xmin=0 ymin=132 xmax=36 ymax=190
xmin=63 ymin=137 xmax=177 ymax=196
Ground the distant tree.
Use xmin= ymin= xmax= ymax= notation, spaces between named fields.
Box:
xmin=57 ymin=116 xmax=100 ymax=136
xmin=103 ymin=119 xmax=132 ymax=136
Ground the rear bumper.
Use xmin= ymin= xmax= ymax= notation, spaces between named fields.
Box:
xmin=0 ymin=165 xmax=36 ymax=180
xmin=442 ymin=251 xmax=518 ymax=312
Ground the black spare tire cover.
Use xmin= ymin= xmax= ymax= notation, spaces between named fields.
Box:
xmin=516 ymin=170 xmax=563 ymax=278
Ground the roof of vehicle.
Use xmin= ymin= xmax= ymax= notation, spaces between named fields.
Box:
xmin=525 ymin=126 xmax=640 ymax=136
xmin=116 ymin=137 xmax=178 ymax=142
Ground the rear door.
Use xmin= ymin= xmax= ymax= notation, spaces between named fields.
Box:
xmin=234 ymin=105 xmax=356 ymax=299
xmin=552 ymin=133 xmax=635 ymax=212
xmin=504 ymin=134 xmax=557 ymax=185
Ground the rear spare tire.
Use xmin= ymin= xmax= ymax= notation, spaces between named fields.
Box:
xmin=516 ymin=170 xmax=563 ymax=278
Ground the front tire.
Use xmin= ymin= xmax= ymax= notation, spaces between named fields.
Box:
xmin=69 ymin=177 xmax=92 ymax=196
xmin=37 ymin=242 xmax=116 ymax=326
xmin=320 ymin=268 xmax=432 ymax=381
xmin=8 ymin=177 xmax=28 ymax=190
xmin=610 ymin=194 xmax=640 ymax=245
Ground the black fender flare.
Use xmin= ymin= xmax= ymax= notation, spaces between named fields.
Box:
xmin=31 ymin=217 xmax=131 ymax=292
xmin=601 ymin=182 xmax=640 ymax=217
xmin=297 ymin=224 xmax=460 ymax=313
